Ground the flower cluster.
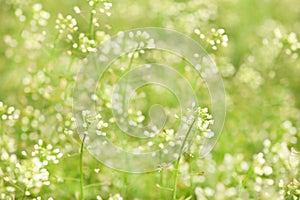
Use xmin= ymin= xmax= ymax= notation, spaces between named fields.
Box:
xmin=81 ymin=110 xmax=109 ymax=137
xmin=128 ymin=109 xmax=145 ymax=127
xmin=195 ymin=28 xmax=229 ymax=50
xmin=54 ymin=1 xmax=112 ymax=55
xmin=55 ymin=13 xmax=78 ymax=34
xmin=31 ymin=139 xmax=63 ymax=165
xmin=191 ymin=119 xmax=300 ymax=200
xmin=195 ymin=107 xmax=214 ymax=138
xmin=158 ymin=0 xmax=218 ymax=34
xmin=76 ymin=33 xmax=97 ymax=53
xmin=31 ymin=4 xmax=51 ymax=28
xmin=108 ymin=193 xmax=123 ymax=200
xmin=236 ymin=64 xmax=264 ymax=90
xmin=96 ymin=193 xmax=124 ymax=200
xmin=22 ymin=70 xmax=53 ymax=100
xmin=0 ymin=103 xmax=20 ymax=127
xmin=3 ymin=3 xmax=51 ymax=63
xmin=86 ymin=1 xmax=112 ymax=17
xmin=155 ymin=128 xmax=175 ymax=152
xmin=15 ymin=157 xmax=50 ymax=195
xmin=0 ymin=136 xmax=62 ymax=198
xmin=273 ymin=28 xmax=300 ymax=59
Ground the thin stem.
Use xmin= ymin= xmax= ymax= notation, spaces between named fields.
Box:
xmin=50 ymin=32 xmax=60 ymax=60
xmin=189 ymin=158 xmax=194 ymax=197
xmin=79 ymin=134 xmax=86 ymax=200
xmin=172 ymin=118 xmax=196 ymax=200
xmin=122 ymin=170 xmax=128 ymax=197
xmin=21 ymin=186 xmax=27 ymax=200
xmin=160 ymin=170 xmax=164 ymax=198
xmin=67 ymin=57 xmax=74 ymax=72
xmin=119 ymin=47 xmax=140 ymax=198
xmin=84 ymin=182 xmax=107 ymax=189
xmin=0 ymin=120 xmax=3 ymax=137
xmin=273 ymin=47 xmax=284 ymax=68
xmin=89 ymin=9 xmax=95 ymax=40
xmin=156 ymin=184 xmax=173 ymax=191
xmin=159 ymin=152 xmax=165 ymax=199
xmin=127 ymin=50 xmax=136 ymax=71
xmin=5 ymin=181 xmax=24 ymax=193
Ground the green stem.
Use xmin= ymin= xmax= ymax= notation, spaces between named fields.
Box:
xmin=84 ymin=182 xmax=107 ymax=189
xmin=67 ymin=57 xmax=74 ymax=72
xmin=21 ymin=186 xmax=27 ymax=200
xmin=160 ymin=170 xmax=164 ymax=197
xmin=159 ymin=152 xmax=165 ymax=199
xmin=119 ymin=46 xmax=140 ymax=198
xmin=50 ymin=32 xmax=60 ymax=60
xmin=127 ymin=50 xmax=136 ymax=71
xmin=79 ymin=134 xmax=86 ymax=200
xmin=0 ymin=120 xmax=3 ymax=137
xmin=122 ymin=170 xmax=128 ymax=197
xmin=89 ymin=10 xmax=95 ymax=40
xmin=172 ymin=118 xmax=196 ymax=200
xmin=273 ymin=47 xmax=284 ymax=68
xmin=189 ymin=158 xmax=194 ymax=197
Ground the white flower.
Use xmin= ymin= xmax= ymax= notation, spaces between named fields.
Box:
xmin=73 ymin=6 xmax=81 ymax=14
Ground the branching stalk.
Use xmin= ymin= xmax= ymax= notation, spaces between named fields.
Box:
xmin=79 ymin=134 xmax=86 ymax=200
xmin=172 ymin=118 xmax=196 ymax=200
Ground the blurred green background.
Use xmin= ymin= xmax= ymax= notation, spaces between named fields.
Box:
xmin=0 ymin=0 xmax=300 ymax=199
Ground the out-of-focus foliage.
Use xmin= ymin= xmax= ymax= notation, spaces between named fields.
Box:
xmin=0 ymin=0 xmax=300 ymax=199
